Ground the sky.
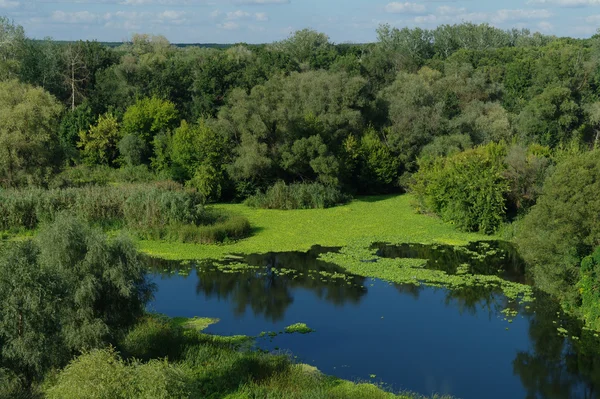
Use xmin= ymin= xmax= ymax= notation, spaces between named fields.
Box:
xmin=1 ymin=0 xmax=600 ymax=44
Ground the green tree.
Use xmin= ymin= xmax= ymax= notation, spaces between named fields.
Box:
xmin=515 ymin=85 xmax=581 ymax=147
xmin=517 ymin=150 xmax=600 ymax=309
xmin=578 ymin=247 xmax=600 ymax=331
xmin=171 ymin=120 xmax=228 ymax=201
xmin=0 ymin=80 xmax=63 ymax=187
xmin=412 ymin=142 xmax=509 ymax=234
xmin=122 ymin=97 xmax=178 ymax=163
xmin=78 ymin=113 xmax=121 ymax=166
xmin=0 ymin=215 xmax=153 ymax=385
xmin=0 ymin=17 xmax=26 ymax=80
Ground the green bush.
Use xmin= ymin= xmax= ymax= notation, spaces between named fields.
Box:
xmin=411 ymin=142 xmax=509 ymax=234
xmin=245 ymin=181 xmax=351 ymax=210
xmin=44 ymin=348 xmax=190 ymax=399
xmin=121 ymin=316 xmax=187 ymax=362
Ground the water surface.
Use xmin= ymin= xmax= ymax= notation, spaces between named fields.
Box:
xmin=147 ymin=243 xmax=600 ymax=399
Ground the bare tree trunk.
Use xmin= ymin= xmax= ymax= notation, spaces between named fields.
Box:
xmin=71 ymin=59 xmax=75 ymax=111
xmin=595 ymin=130 xmax=599 ymax=150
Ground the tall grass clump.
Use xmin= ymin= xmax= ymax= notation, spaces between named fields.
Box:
xmin=245 ymin=181 xmax=351 ymax=210
xmin=0 ymin=183 xmax=251 ymax=243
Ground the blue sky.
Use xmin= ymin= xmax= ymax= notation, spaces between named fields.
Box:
xmin=1 ymin=0 xmax=600 ymax=43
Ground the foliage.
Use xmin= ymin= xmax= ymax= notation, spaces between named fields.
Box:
xmin=171 ymin=119 xmax=228 ymax=201
xmin=516 ymin=150 xmax=600 ymax=309
xmin=0 ymin=215 xmax=153 ymax=384
xmin=0 ymin=80 xmax=63 ymax=187
xmin=78 ymin=113 xmax=121 ymax=166
xmin=284 ymin=323 xmax=315 ymax=334
xmin=412 ymin=143 xmax=509 ymax=234
xmin=578 ymin=247 xmax=600 ymax=331
xmin=0 ymin=183 xmax=205 ymax=231
xmin=44 ymin=348 xmax=189 ymax=399
xmin=121 ymin=97 xmax=178 ymax=162
xmin=245 ymin=181 xmax=351 ymax=210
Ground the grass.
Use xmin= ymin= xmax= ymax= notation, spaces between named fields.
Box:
xmin=172 ymin=316 xmax=220 ymax=331
xmin=284 ymin=323 xmax=315 ymax=334
xmin=44 ymin=314 xmax=453 ymax=399
xmin=139 ymin=194 xmax=489 ymax=260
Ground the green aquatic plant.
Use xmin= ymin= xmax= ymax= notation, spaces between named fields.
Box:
xmin=284 ymin=323 xmax=315 ymax=334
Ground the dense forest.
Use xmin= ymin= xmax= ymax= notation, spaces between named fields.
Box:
xmin=2 ymin=14 xmax=600 ymax=398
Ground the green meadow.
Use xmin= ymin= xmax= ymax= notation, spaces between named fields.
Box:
xmin=139 ymin=194 xmax=489 ymax=260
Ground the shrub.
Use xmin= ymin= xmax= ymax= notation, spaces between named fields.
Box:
xmin=121 ymin=316 xmax=187 ymax=362
xmin=245 ymin=181 xmax=351 ymax=210
xmin=44 ymin=348 xmax=190 ymax=399
xmin=411 ymin=142 xmax=509 ymax=234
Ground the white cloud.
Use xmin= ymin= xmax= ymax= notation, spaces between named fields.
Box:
xmin=528 ymin=0 xmax=600 ymax=7
xmin=0 ymin=0 xmax=19 ymax=9
xmin=226 ymin=10 xmax=251 ymax=20
xmin=218 ymin=21 xmax=239 ymax=30
xmin=210 ymin=9 xmax=222 ymax=18
xmin=413 ymin=7 xmax=553 ymax=26
xmin=385 ymin=2 xmax=427 ymax=14
xmin=491 ymin=9 xmax=552 ymax=23
xmin=585 ymin=13 xmax=600 ymax=22
xmin=437 ymin=6 xmax=467 ymax=16
xmin=158 ymin=10 xmax=186 ymax=20
xmin=51 ymin=10 xmax=101 ymax=24
xmin=224 ymin=9 xmax=268 ymax=22
xmin=255 ymin=12 xmax=268 ymax=21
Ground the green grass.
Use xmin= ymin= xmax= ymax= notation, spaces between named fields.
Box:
xmin=284 ymin=323 xmax=315 ymax=334
xmin=139 ymin=194 xmax=489 ymax=260
xmin=172 ymin=316 xmax=220 ymax=331
xmin=44 ymin=315 xmax=453 ymax=399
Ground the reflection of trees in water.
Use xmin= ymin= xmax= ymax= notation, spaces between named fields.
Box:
xmin=148 ymin=247 xmax=367 ymax=322
xmin=392 ymin=279 xmax=600 ymax=398
xmin=512 ymin=291 xmax=600 ymax=399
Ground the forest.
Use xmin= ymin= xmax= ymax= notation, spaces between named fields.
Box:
xmin=1 ymin=14 xmax=600 ymax=398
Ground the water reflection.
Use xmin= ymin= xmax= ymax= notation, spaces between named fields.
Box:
xmin=374 ymin=241 xmax=530 ymax=283
xmin=147 ymin=243 xmax=600 ymax=399
xmin=147 ymin=245 xmax=367 ymax=322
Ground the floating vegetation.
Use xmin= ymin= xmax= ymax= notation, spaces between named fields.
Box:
xmin=284 ymin=323 xmax=315 ymax=334
xmin=171 ymin=316 xmax=219 ymax=331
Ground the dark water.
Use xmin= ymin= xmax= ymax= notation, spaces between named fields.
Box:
xmin=147 ymin=244 xmax=600 ymax=399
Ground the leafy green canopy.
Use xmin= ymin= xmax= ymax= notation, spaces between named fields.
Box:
xmin=0 ymin=80 xmax=63 ymax=187
xmin=412 ymin=142 xmax=509 ymax=234
xmin=0 ymin=214 xmax=153 ymax=384
xmin=517 ymin=150 xmax=600 ymax=308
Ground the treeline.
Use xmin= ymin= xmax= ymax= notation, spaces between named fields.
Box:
xmin=3 ymin=18 xmax=600 ymax=201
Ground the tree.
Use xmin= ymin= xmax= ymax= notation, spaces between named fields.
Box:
xmin=219 ymin=70 xmax=366 ymax=192
xmin=272 ymin=29 xmax=337 ymax=70
xmin=171 ymin=119 xmax=229 ymax=201
xmin=122 ymin=97 xmax=178 ymax=164
xmin=78 ymin=113 xmax=120 ymax=166
xmin=412 ymin=142 xmax=509 ymax=234
xmin=0 ymin=215 xmax=154 ymax=385
xmin=0 ymin=17 xmax=26 ymax=80
xmin=517 ymin=150 xmax=600 ymax=308
xmin=516 ymin=85 xmax=581 ymax=147
xmin=0 ymin=80 xmax=63 ymax=187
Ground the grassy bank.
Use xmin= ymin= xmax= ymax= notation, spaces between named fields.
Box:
xmin=42 ymin=315 xmax=450 ymax=399
xmin=139 ymin=194 xmax=489 ymax=260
